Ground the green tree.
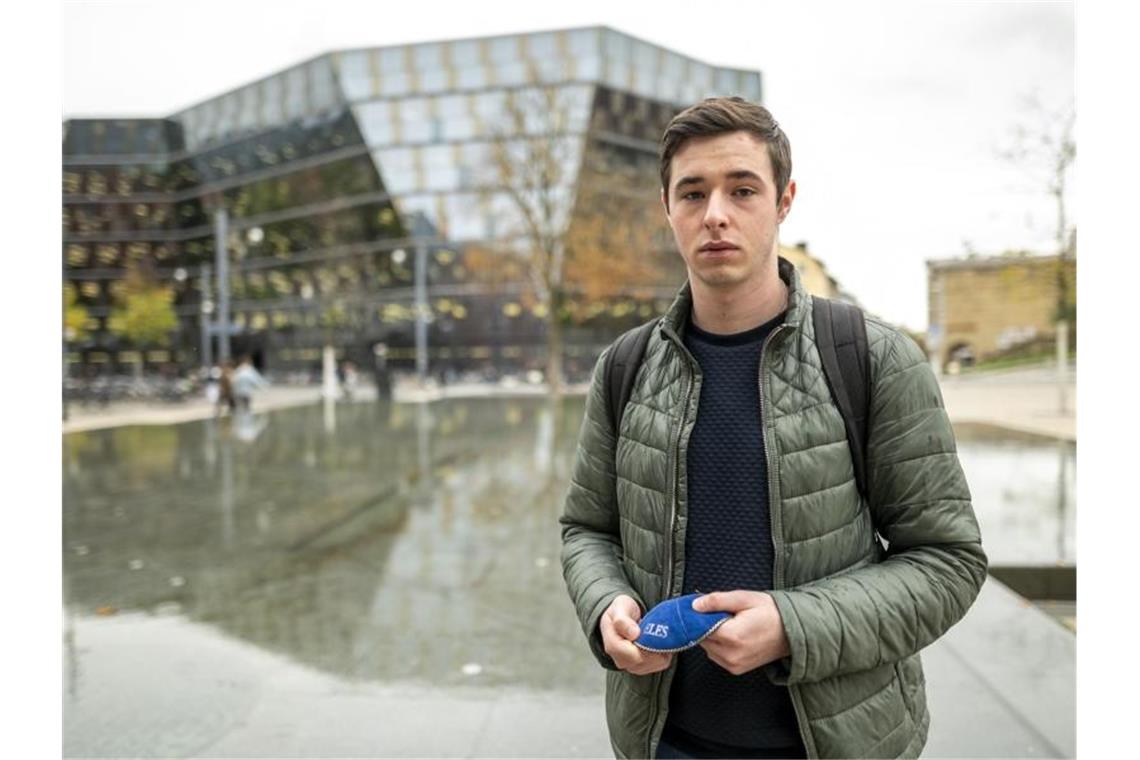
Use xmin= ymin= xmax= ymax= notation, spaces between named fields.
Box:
xmin=63 ymin=283 xmax=90 ymax=344
xmin=108 ymin=263 xmax=179 ymax=349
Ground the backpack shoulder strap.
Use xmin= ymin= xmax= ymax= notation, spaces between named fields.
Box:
xmin=603 ymin=319 xmax=658 ymax=432
xmin=812 ymin=296 xmax=872 ymax=500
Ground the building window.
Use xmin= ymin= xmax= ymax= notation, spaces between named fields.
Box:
xmin=458 ymin=65 xmax=487 ymax=89
xmin=567 ymin=28 xmax=599 ymax=58
xmin=380 ymin=71 xmax=411 ymax=97
xmin=526 ymin=32 xmax=558 ymax=60
xmin=66 ymin=244 xmax=89 ymax=267
xmin=489 ymin=36 xmax=520 ymax=63
xmin=338 ymin=50 xmax=374 ymax=101
xmin=419 ymin=68 xmax=449 ymax=94
xmin=452 ymin=39 xmax=480 ymax=67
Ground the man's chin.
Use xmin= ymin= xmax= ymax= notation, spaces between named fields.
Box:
xmin=693 ymin=266 xmax=747 ymax=288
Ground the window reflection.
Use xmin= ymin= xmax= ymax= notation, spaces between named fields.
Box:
xmin=489 ymin=36 xmax=519 ymax=63
xmin=458 ymin=65 xmax=487 ymax=89
xmin=62 ymin=31 xmax=756 ymax=377
xmin=262 ymin=76 xmax=285 ymax=126
xmin=66 ymin=244 xmax=88 ymax=267
xmin=452 ymin=39 xmax=480 ymax=67
xmin=379 ymin=47 xmax=406 ymax=71
xmin=414 ymin=43 xmax=444 ymax=70
xmin=285 ymin=68 xmax=307 ymax=120
xmin=339 ymin=51 xmax=374 ymax=101
xmin=419 ymin=68 xmax=450 ymax=94
xmin=526 ymin=32 xmax=558 ymax=60
xmin=310 ymin=58 xmax=338 ymax=110
xmin=495 ymin=61 xmax=529 ymax=87
xmin=381 ymin=71 xmax=410 ymax=97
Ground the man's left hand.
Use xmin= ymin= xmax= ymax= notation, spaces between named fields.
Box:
xmin=693 ymin=590 xmax=791 ymax=676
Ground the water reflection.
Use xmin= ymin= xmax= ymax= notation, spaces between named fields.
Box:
xmin=953 ymin=423 xmax=1076 ymax=566
xmin=63 ymin=397 xmax=587 ymax=695
xmin=62 ymin=403 xmax=1074 ymax=701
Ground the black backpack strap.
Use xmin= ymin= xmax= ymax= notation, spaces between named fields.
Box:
xmin=603 ymin=319 xmax=658 ymax=432
xmin=812 ymin=297 xmax=872 ymax=500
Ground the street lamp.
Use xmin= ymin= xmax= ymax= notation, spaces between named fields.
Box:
xmin=213 ymin=208 xmax=232 ymax=364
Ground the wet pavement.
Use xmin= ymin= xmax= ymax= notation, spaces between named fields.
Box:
xmin=63 ymin=397 xmax=1076 ymax=758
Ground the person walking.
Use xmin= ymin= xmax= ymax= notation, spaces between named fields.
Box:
xmin=216 ymin=361 xmax=236 ymax=417
xmin=232 ymin=356 xmax=268 ymax=413
xmin=559 ymin=97 xmax=986 ymax=759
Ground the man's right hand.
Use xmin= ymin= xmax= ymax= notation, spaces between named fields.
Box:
xmin=600 ymin=594 xmax=674 ymax=675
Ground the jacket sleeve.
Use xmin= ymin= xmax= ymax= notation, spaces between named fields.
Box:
xmin=559 ymin=349 xmax=644 ymax=670
xmin=766 ymin=326 xmax=988 ymax=685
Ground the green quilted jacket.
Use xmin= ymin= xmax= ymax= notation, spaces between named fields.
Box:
xmin=559 ymin=258 xmax=987 ymax=759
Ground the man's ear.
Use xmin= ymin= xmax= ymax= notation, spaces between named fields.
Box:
xmin=661 ymin=188 xmax=671 ymax=218
xmin=777 ymin=179 xmax=796 ymax=224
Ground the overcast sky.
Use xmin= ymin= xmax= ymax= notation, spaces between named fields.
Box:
xmin=62 ymin=0 xmax=1075 ymax=331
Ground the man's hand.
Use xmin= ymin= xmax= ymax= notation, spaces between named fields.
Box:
xmin=693 ymin=590 xmax=791 ymax=676
xmin=599 ymin=594 xmax=674 ymax=675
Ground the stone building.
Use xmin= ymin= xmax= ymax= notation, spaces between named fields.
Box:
xmin=780 ymin=241 xmax=848 ymax=301
xmin=926 ymin=252 xmax=1075 ymax=370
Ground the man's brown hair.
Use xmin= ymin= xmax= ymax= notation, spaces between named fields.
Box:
xmin=659 ymin=96 xmax=792 ymax=209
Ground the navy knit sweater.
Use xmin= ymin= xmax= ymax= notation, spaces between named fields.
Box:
xmin=663 ymin=311 xmax=803 ymax=755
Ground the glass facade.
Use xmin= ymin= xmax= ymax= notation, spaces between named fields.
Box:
xmin=63 ymin=26 xmax=763 ymax=378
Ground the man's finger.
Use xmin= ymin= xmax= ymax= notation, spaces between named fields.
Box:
xmin=692 ymin=590 xmax=761 ymax=613
xmin=627 ymin=650 xmax=671 ymax=675
xmin=609 ymin=639 xmax=644 ymax=666
xmin=613 ymin=616 xmax=641 ymax=641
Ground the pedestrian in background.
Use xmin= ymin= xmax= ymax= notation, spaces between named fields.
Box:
xmin=341 ymin=360 xmax=359 ymax=402
xmin=216 ymin=361 xmax=236 ymax=416
xmin=232 ymin=356 xmax=268 ymax=412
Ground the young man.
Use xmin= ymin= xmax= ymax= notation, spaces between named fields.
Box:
xmin=560 ymin=97 xmax=987 ymax=759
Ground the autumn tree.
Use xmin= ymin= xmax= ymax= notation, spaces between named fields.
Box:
xmin=471 ymin=78 xmax=677 ymax=394
xmin=63 ymin=283 xmax=90 ymax=344
xmin=108 ymin=261 xmax=179 ymax=372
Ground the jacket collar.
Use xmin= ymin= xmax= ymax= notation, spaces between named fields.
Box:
xmin=661 ymin=256 xmax=811 ymax=338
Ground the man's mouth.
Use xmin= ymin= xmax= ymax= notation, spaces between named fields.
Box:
xmin=699 ymin=242 xmax=739 ymax=253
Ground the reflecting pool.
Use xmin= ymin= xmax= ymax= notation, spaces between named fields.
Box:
xmin=63 ymin=399 xmax=1075 ymax=755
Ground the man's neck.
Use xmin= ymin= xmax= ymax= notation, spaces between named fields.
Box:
xmin=688 ymin=271 xmax=788 ymax=336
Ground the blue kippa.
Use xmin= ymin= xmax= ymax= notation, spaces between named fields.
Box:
xmin=633 ymin=593 xmax=731 ymax=653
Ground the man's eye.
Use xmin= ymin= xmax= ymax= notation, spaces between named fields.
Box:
xmin=681 ymin=191 xmax=704 ymax=201
xmin=734 ymin=187 xmax=757 ymax=197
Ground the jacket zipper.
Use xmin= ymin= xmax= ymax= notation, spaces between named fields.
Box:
xmin=647 ymin=326 xmax=698 ymax=759
xmin=760 ymin=324 xmax=817 ymax=759
xmin=665 ymin=348 xmax=697 ymax=601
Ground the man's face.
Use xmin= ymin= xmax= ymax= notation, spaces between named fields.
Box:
xmin=663 ymin=130 xmax=795 ymax=292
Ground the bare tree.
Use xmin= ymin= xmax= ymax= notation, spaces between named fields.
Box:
xmin=999 ymin=93 xmax=1075 ymax=410
xmin=999 ymin=93 xmax=1076 ymax=320
xmin=472 ymin=77 xmax=674 ymax=394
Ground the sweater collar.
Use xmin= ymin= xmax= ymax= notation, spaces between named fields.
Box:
xmin=661 ymin=256 xmax=810 ymax=338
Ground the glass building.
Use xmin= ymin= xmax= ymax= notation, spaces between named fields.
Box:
xmin=63 ymin=27 xmax=763 ymax=379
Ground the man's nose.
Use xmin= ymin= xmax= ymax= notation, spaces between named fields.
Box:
xmin=703 ymin=190 xmax=729 ymax=229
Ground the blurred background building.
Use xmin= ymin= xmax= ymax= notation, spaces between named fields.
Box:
xmin=63 ymin=26 xmax=850 ymax=382
xmin=926 ymin=248 xmax=1076 ymax=370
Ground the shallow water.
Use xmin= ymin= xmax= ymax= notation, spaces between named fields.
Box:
xmin=62 ymin=399 xmax=1074 ymax=701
